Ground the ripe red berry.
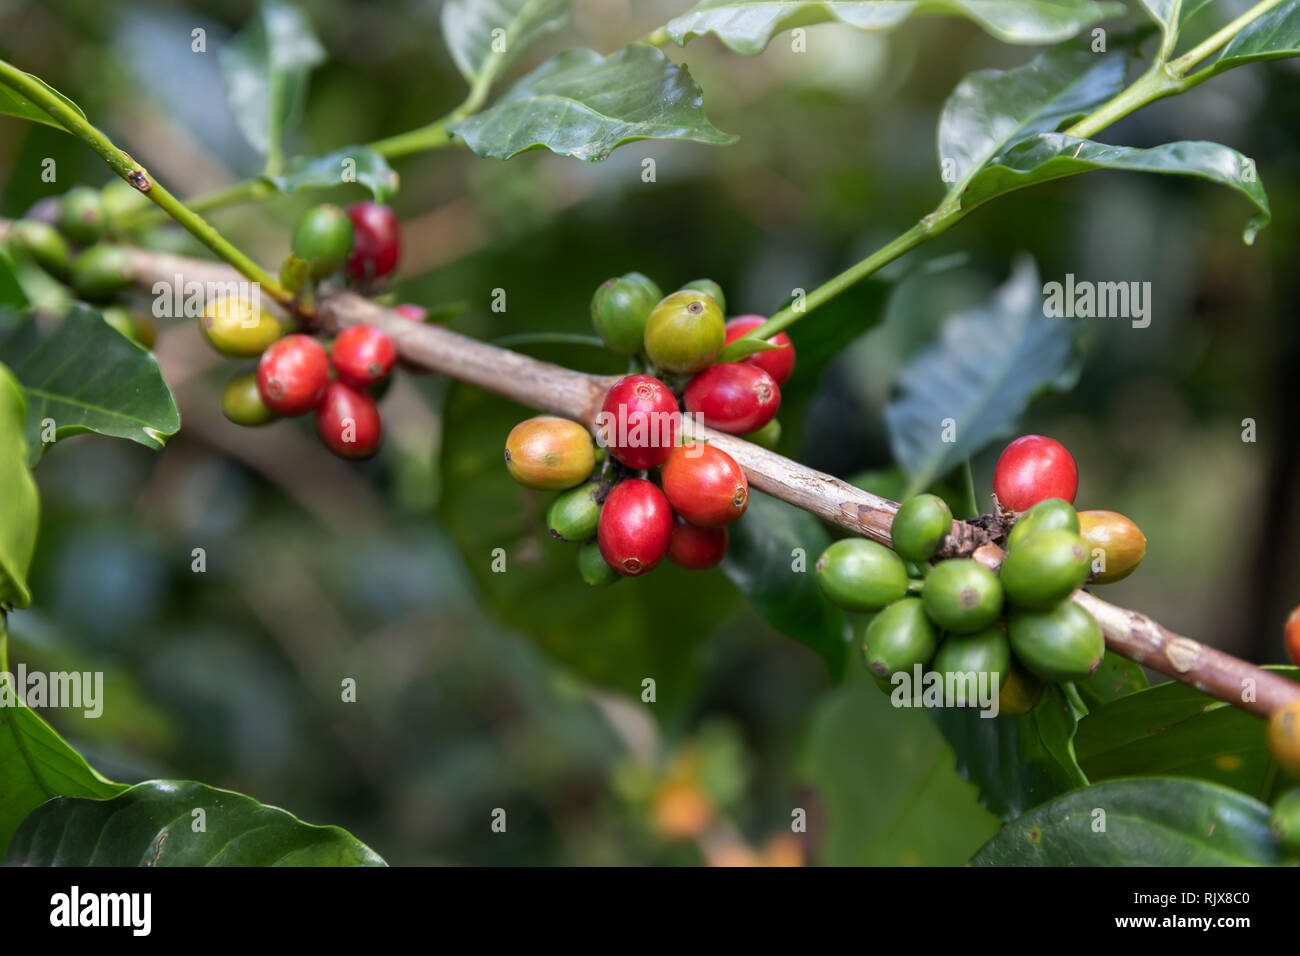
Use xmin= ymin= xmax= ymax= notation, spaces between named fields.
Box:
xmin=345 ymin=202 xmax=400 ymax=282
xmin=993 ymin=435 xmax=1078 ymax=513
xmin=256 ymin=334 xmax=329 ymax=416
xmin=660 ymin=443 xmax=748 ymax=527
xmin=683 ymin=363 xmax=780 ymax=435
xmin=598 ymin=374 xmax=680 ymax=470
xmin=667 ymin=515 xmax=728 ymax=570
xmin=597 ymin=478 xmax=673 ymax=576
xmin=1285 ymin=604 xmax=1300 ymax=668
xmin=332 ymin=324 xmax=397 ymax=388
xmin=724 ymin=315 xmax=796 ymax=386
xmin=394 ymin=303 xmax=427 ymax=321
xmin=315 ymin=381 xmax=383 ymax=459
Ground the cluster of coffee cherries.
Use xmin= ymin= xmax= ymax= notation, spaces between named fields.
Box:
xmin=816 ymin=435 xmax=1147 ymax=715
xmin=501 ymin=274 xmax=796 ymax=584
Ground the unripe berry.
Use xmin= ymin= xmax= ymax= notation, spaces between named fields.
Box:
xmin=643 ymin=289 xmax=725 ymax=374
xmin=598 ymin=374 xmax=679 ymax=470
xmin=999 ymin=528 xmax=1091 ymax=610
xmin=597 ymin=478 xmax=673 ymax=576
xmin=997 ymin=662 xmax=1044 ymax=718
xmin=666 ymin=515 xmax=728 ymax=570
xmin=683 ymin=363 xmax=780 ymax=435
xmin=1273 ymin=789 xmax=1300 ymax=855
xmin=1077 ymin=510 xmax=1146 ymax=584
xmin=222 ymin=371 xmax=277 ymax=427
xmin=591 ymin=272 xmax=662 ymax=355
xmin=1006 ymin=498 xmax=1078 ymax=550
xmin=862 ymin=598 xmax=938 ymax=679
xmin=678 ymin=278 xmax=726 ymax=314
xmin=932 ymin=626 xmax=1012 ymax=694
xmin=332 ymin=324 xmax=397 ymax=389
xmin=257 ymin=334 xmax=330 ymax=416
xmin=890 ymin=494 xmax=952 ymax=564
xmin=1007 ymin=602 xmax=1104 ymax=682
xmin=660 ymin=443 xmax=748 ymax=527
xmin=200 ymin=295 xmax=284 ymax=358
xmin=101 ymin=306 xmax=154 ymax=349
xmin=70 ymin=244 xmax=132 ymax=300
xmin=745 ymin=417 xmax=781 ymax=449
xmin=344 ymin=201 xmax=400 ymax=281
xmin=723 ymin=315 xmax=795 ymax=386
xmin=58 ymin=186 xmax=106 ymax=246
xmin=1287 ymin=605 xmax=1300 ymax=669
xmin=315 ymin=381 xmax=382 ymax=459
xmin=921 ymin=558 xmax=1003 ymax=633
xmin=1271 ymin=701 xmax=1300 ymax=777
xmin=7 ymin=219 xmax=69 ymax=278
xmin=292 ymin=203 xmax=354 ymax=277
xmin=993 ymin=435 xmax=1078 ymax=513
xmin=504 ymin=416 xmax=595 ymax=490
xmin=815 ymin=538 xmax=909 ymax=612
xmin=577 ymin=538 xmax=620 ymax=586
xmin=547 ymin=482 xmax=602 ymax=542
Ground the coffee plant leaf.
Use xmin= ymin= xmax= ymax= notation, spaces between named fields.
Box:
xmin=1075 ymin=650 xmax=1149 ymax=709
xmin=1210 ymin=0 xmax=1300 ymax=73
xmin=0 ymin=246 xmax=28 ymax=309
xmin=442 ymin=0 xmax=570 ymax=88
xmin=267 ymin=146 xmax=400 ymax=203
xmin=0 ymin=366 xmax=39 ymax=608
xmin=0 ymin=68 xmax=85 ymax=133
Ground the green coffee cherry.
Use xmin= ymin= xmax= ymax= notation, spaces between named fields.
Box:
xmin=1007 ymin=601 xmax=1104 ymax=682
xmin=746 ymin=418 xmax=781 ymax=450
xmin=932 ymin=626 xmax=1012 ymax=690
xmin=643 ymin=289 xmax=725 ymax=375
xmin=548 ymin=482 xmax=603 ymax=542
xmin=59 ymin=186 xmax=107 ymax=246
xmin=8 ymin=219 xmax=70 ymax=278
xmin=100 ymin=179 xmax=150 ymax=224
xmin=591 ymin=272 xmax=662 ymax=355
xmin=862 ymin=598 xmax=937 ymax=679
xmin=70 ymin=244 xmax=133 ymax=300
xmin=678 ymin=278 xmax=725 ymax=314
xmin=999 ymin=528 xmax=1091 ymax=610
xmin=101 ymin=306 xmax=154 ymax=348
xmin=997 ymin=662 xmax=1044 ymax=717
xmin=890 ymin=494 xmax=953 ymax=564
xmin=921 ymin=558 xmax=1003 ymax=633
xmin=292 ymin=204 xmax=354 ymax=278
xmin=578 ymin=538 xmax=620 ymax=586
xmin=816 ymin=538 xmax=909 ymax=612
xmin=1270 ymin=788 xmax=1300 ymax=856
xmin=221 ymin=371 xmax=277 ymax=427
xmin=1006 ymin=498 xmax=1078 ymax=550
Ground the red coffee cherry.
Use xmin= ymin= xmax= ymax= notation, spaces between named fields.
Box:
xmin=256 ymin=334 xmax=329 ymax=416
xmin=723 ymin=315 xmax=795 ymax=386
xmin=332 ymin=324 xmax=397 ymax=388
xmin=683 ymin=363 xmax=780 ymax=435
xmin=667 ymin=515 xmax=728 ymax=570
xmin=394 ymin=303 xmax=428 ymax=321
xmin=598 ymin=374 xmax=680 ymax=470
xmin=344 ymin=202 xmax=400 ymax=282
xmin=315 ymin=381 xmax=383 ymax=459
xmin=597 ymin=478 xmax=673 ymax=576
xmin=1285 ymin=604 xmax=1300 ymax=668
xmin=993 ymin=435 xmax=1078 ymax=513
xmin=660 ymin=442 xmax=748 ymax=527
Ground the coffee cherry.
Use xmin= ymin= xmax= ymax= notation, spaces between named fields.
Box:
xmin=999 ymin=528 xmax=1091 ymax=610
xmin=547 ymin=482 xmax=602 ymax=542
xmin=1271 ymin=701 xmax=1300 ymax=777
xmin=1271 ymin=788 xmax=1300 ymax=854
xmin=643 ymin=290 xmax=725 ymax=375
xmin=862 ymin=597 xmax=938 ymax=679
xmin=890 ymin=494 xmax=953 ymax=564
xmin=997 ymin=662 xmax=1044 ymax=718
xmin=257 ymin=334 xmax=330 ymax=416
xmin=332 ymin=324 xmax=397 ymax=388
xmin=394 ymin=303 xmax=428 ymax=321
xmin=993 ymin=435 xmax=1078 ymax=513
xmin=505 ymin=416 xmax=596 ymax=490
xmin=344 ymin=201 xmax=400 ymax=281
xmin=23 ymin=196 xmax=61 ymax=225
xmin=683 ymin=363 xmax=780 ymax=435
xmin=1077 ymin=510 xmax=1146 ymax=584
xmin=660 ymin=443 xmax=748 ymax=527
xmin=222 ymin=371 xmax=277 ymax=427
xmin=1007 ymin=601 xmax=1104 ymax=682
xmin=1006 ymin=498 xmax=1078 ymax=550
xmin=816 ymin=538 xmax=909 ymax=612
xmin=591 ymin=272 xmax=662 ymax=355
xmin=292 ymin=203 xmax=354 ymax=277
xmin=932 ymin=626 xmax=1012 ymax=692
xmin=100 ymin=179 xmax=149 ymax=225
xmin=69 ymin=244 xmax=132 ymax=300
xmin=921 ymin=558 xmax=1003 ymax=633
xmin=598 ymin=374 xmax=679 ymax=470
xmin=723 ymin=316 xmax=795 ymax=386
xmin=7 ymin=219 xmax=69 ymax=278
xmin=667 ymin=515 xmax=728 ymax=570
xmin=597 ymin=478 xmax=673 ymax=576
xmin=746 ymin=417 xmax=781 ymax=449
xmin=315 ymin=381 xmax=383 ymax=459
xmin=101 ymin=306 xmax=153 ymax=348
xmin=577 ymin=538 xmax=621 ymax=586
xmin=678 ymin=278 xmax=725 ymax=314
xmin=1286 ymin=605 xmax=1300 ymax=669
xmin=200 ymin=295 xmax=284 ymax=358
xmin=58 ymin=186 xmax=106 ymax=246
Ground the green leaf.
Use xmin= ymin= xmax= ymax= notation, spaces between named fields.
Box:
xmin=666 ymin=0 xmax=1124 ymax=55
xmin=931 ymin=684 xmax=1089 ymax=822
xmin=720 ymin=490 xmax=848 ymax=678
xmin=442 ymin=0 xmax=570 ymax=88
xmin=0 ymin=306 xmax=181 ymax=466
xmin=448 ymin=45 xmax=736 ymax=162
xmin=884 ymin=257 xmax=1077 ymax=496
xmin=0 ymin=246 xmax=29 ymax=309
xmin=219 ymin=0 xmax=326 ymax=167
xmin=0 ymin=366 xmax=38 ymax=608
xmin=963 ymin=133 xmax=1271 ymax=244
xmin=1209 ymin=1 xmax=1300 ymax=73
xmin=801 ymin=663 xmax=1000 ymax=865
xmin=0 ymin=67 xmax=86 ymax=133
xmin=1074 ymin=668 xmax=1300 ymax=804
xmin=971 ymin=777 xmax=1282 ymax=865
xmin=1075 ymin=649 xmax=1149 ymax=710
xmin=3 ymin=780 xmax=385 ymax=866
xmin=266 ymin=145 xmax=400 ymax=203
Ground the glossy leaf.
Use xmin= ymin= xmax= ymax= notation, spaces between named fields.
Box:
xmin=0 ymin=66 xmax=86 ymax=132
xmin=1075 ymin=650 xmax=1148 ymax=710
xmin=449 ymin=45 xmax=736 ymax=161
xmin=884 ymin=257 xmax=1076 ymax=495
xmin=0 ymin=366 xmax=39 ymax=608
xmin=971 ymin=777 xmax=1282 ymax=865
xmin=442 ymin=0 xmax=569 ymax=87
xmin=267 ymin=145 xmax=399 ymax=203
xmin=3 ymin=780 xmax=385 ymax=866
xmin=0 ymin=306 xmax=181 ymax=466
xmin=666 ymin=0 xmax=1123 ymax=55
xmin=0 ymin=246 xmax=28 ymax=309
xmin=1209 ymin=1 xmax=1300 ymax=74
